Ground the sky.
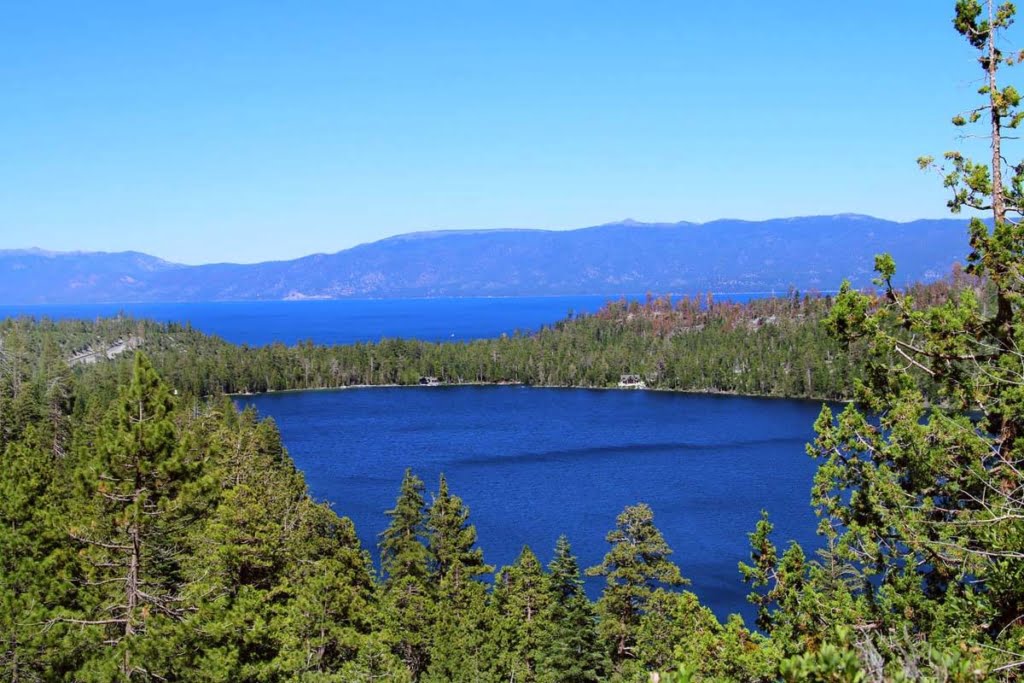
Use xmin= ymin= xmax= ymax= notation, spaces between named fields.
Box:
xmin=0 ymin=1 xmax=1001 ymax=264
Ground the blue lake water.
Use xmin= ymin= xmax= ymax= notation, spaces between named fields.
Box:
xmin=0 ymin=297 xmax=619 ymax=345
xmin=0 ymin=294 xmax=759 ymax=347
xmin=238 ymin=386 xmax=827 ymax=624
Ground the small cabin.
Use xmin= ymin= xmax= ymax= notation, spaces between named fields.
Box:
xmin=618 ymin=374 xmax=646 ymax=389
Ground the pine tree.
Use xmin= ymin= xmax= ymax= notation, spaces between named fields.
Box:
xmin=492 ymin=546 xmax=550 ymax=682
xmin=378 ymin=469 xmax=433 ymax=678
xmin=274 ymin=504 xmax=379 ymax=678
xmin=802 ymin=0 xmax=1024 ymax=673
xmin=0 ymin=426 xmax=81 ymax=680
xmin=170 ymin=397 xmax=352 ymax=681
xmin=422 ymin=474 xmax=496 ymax=682
xmin=421 ymin=579 xmax=497 ymax=683
xmin=536 ymin=535 xmax=605 ymax=683
xmin=738 ymin=510 xmax=808 ymax=639
xmin=426 ymin=474 xmax=491 ymax=589
xmin=337 ymin=635 xmax=413 ymax=683
xmin=380 ymin=469 xmax=431 ymax=585
xmin=67 ymin=353 xmax=202 ymax=679
xmin=587 ymin=503 xmax=687 ymax=673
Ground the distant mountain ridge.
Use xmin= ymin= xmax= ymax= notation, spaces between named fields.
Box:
xmin=0 ymin=215 xmax=973 ymax=304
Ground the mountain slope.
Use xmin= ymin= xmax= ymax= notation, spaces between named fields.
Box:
xmin=0 ymin=216 xmax=972 ymax=303
xmin=0 ymin=249 xmax=184 ymax=304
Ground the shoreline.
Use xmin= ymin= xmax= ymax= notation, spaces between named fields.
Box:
xmin=228 ymin=381 xmax=846 ymax=404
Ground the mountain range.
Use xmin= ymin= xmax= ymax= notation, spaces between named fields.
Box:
xmin=0 ymin=215 xmax=973 ymax=304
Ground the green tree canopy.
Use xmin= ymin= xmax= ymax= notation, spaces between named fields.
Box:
xmin=587 ymin=503 xmax=688 ymax=674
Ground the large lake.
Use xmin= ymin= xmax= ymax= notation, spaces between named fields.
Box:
xmin=0 ymin=294 xmax=759 ymax=346
xmin=239 ymin=386 xmax=827 ymax=624
xmin=0 ymin=297 xmax=621 ymax=345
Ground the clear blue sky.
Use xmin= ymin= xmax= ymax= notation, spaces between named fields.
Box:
xmin=0 ymin=1 xmax=996 ymax=263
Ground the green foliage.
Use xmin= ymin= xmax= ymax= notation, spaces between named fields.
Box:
xmin=779 ymin=641 xmax=866 ymax=683
xmin=0 ymin=426 xmax=81 ymax=679
xmin=588 ymin=503 xmax=688 ymax=675
xmin=536 ymin=536 xmax=606 ymax=683
xmin=0 ymin=285 xmax=866 ymax=405
xmin=380 ymin=468 xmax=431 ymax=586
xmin=791 ymin=2 xmax=1024 ymax=677
xmin=422 ymin=474 xmax=497 ymax=682
xmin=421 ymin=577 xmax=497 ymax=683
xmin=426 ymin=474 xmax=492 ymax=587
xmin=378 ymin=468 xmax=434 ymax=677
xmin=641 ymin=592 xmax=780 ymax=683
xmin=491 ymin=545 xmax=556 ymax=682
xmin=68 ymin=353 xmax=206 ymax=678
xmin=738 ymin=511 xmax=813 ymax=650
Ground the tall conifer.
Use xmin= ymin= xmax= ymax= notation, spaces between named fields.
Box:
xmin=426 ymin=474 xmax=491 ymax=588
xmin=422 ymin=474 xmax=496 ymax=682
xmin=378 ymin=469 xmax=433 ymax=678
xmin=587 ymin=503 xmax=687 ymax=673
xmin=536 ymin=535 xmax=605 ymax=683
xmin=68 ymin=353 xmax=199 ymax=678
xmin=492 ymin=545 xmax=550 ymax=681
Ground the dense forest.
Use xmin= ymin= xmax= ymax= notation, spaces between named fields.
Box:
xmin=4 ymin=2 xmax=1024 ymax=680
xmin=1 ymin=287 xmax=861 ymax=402
xmin=0 ymin=267 xmax=983 ymax=412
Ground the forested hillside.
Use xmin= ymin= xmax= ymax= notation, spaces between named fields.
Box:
xmin=0 ymin=291 xmax=852 ymax=405
xmin=0 ymin=269 xmax=985 ymax=407
xmin=1 ymin=298 xmax=837 ymax=399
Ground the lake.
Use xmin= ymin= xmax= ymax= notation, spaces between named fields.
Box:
xmin=0 ymin=297 xmax=621 ymax=345
xmin=238 ymin=385 xmax=827 ymax=624
xmin=0 ymin=293 xmax=760 ymax=347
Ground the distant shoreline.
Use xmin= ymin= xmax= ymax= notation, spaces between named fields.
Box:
xmin=228 ymin=381 xmax=841 ymax=405
xmin=0 ymin=290 xmax=839 ymax=308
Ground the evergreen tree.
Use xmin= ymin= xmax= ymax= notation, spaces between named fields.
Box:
xmin=0 ymin=426 xmax=80 ymax=679
xmin=587 ymin=503 xmax=687 ymax=674
xmin=426 ymin=474 xmax=491 ymax=588
xmin=738 ymin=510 xmax=808 ymax=639
xmin=175 ymin=489 xmax=292 ymax=681
xmin=421 ymin=578 xmax=497 ymax=683
xmin=378 ymin=469 xmax=433 ymax=678
xmin=422 ymin=474 xmax=496 ymax=682
xmin=273 ymin=505 xmax=379 ymax=678
xmin=337 ymin=635 xmax=413 ymax=683
xmin=536 ymin=535 xmax=604 ymax=683
xmin=492 ymin=545 xmax=551 ymax=682
xmin=67 ymin=353 xmax=202 ymax=679
xmin=796 ymin=0 xmax=1024 ymax=674
xmin=380 ymin=469 xmax=431 ymax=585
xmin=166 ymin=396 xmax=357 ymax=682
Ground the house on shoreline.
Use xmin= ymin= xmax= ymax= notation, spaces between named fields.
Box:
xmin=618 ymin=374 xmax=646 ymax=389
